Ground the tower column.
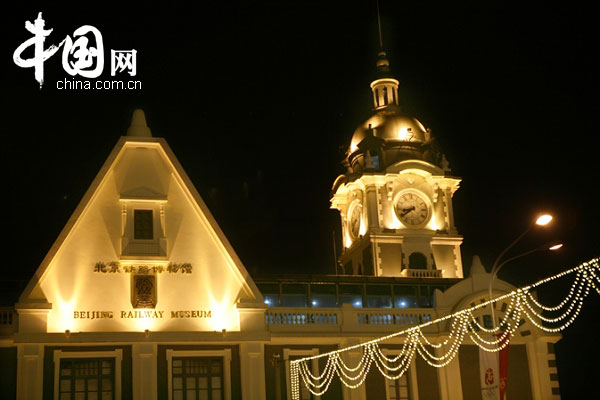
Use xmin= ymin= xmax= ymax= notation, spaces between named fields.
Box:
xmin=365 ymin=184 xmax=379 ymax=231
xmin=444 ymin=188 xmax=456 ymax=233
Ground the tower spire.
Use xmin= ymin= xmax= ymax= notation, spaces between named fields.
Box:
xmin=370 ymin=0 xmax=395 ymax=110
xmin=375 ymin=0 xmax=390 ymax=73
xmin=376 ymin=0 xmax=383 ymax=48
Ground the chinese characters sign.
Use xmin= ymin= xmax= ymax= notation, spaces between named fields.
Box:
xmin=93 ymin=262 xmax=193 ymax=274
xmin=13 ymin=12 xmax=137 ymax=88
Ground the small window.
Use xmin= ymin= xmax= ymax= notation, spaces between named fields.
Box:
xmin=134 ymin=210 xmax=153 ymax=240
xmin=482 ymin=315 xmax=493 ymax=329
xmin=281 ymin=284 xmax=308 ymax=308
xmin=172 ymin=357 xmax=224 ymax=400
xmin=409 ymin=252 xmax=427 ymax=270
xmin=339 ymin=284 xmax=363 ymax=308
xmin=394 ymin=286 xmax=417 ymax=308
xmin=257 ymin=283 xmax=280 ymax=307
xmin=417 ymin=286 xmax=433 ymax=308
xmin=310 ymin=284 xmax=336 ymax=308
xmin=371 ymin=155 xmax=380 ymax=169
xmin=366 ymin=285 xmax=392 ymax=308
xmin=59 ymin=358 xmax=114 ymax=400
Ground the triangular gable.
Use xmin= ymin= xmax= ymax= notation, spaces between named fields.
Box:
xmin=19 ymin=135 xmax=263 ymax=333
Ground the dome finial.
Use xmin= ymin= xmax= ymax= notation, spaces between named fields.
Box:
xmin=376 ymin=50 xmax=390 ymax=73
xmin=127 ymin=109 xmax=152 ymax=137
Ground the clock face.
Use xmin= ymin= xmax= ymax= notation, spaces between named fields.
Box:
xmin=349 ymin=204 xmax=362 ymax=238
xmin=395 ymin=192 xmax=429 ymax=226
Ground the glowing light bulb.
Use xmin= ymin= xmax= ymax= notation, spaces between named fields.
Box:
xmin=536 ymin=214 xmax=553 ymax=226
xmin=398 ymin=127 xmax=409 ymax=140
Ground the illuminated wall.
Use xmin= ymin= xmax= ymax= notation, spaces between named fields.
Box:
xmin=26 ymin=138 xmax=261 ymax=333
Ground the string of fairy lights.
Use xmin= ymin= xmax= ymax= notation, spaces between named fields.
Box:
xmin=289 ymin=257 xmax=599 ymax=399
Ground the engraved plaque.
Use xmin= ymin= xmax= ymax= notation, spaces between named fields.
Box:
xmin=132 ymin=274 xmax=156 ymax=308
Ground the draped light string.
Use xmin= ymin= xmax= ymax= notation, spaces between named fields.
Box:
xmin=290 ymin=257 xmax=599 ymax=399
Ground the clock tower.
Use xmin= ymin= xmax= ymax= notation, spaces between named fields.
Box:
xmin=331 ymin=51 xmax=464 ymax=279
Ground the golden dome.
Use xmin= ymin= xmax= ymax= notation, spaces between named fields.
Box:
xmin=342 ymin=50 xmax=439 ymax=174
xmin=349 ymin=108 xmax=430 ymax=154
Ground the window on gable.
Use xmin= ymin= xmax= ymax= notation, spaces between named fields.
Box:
xmin=134 ymin=210 xmax=153 ymax=240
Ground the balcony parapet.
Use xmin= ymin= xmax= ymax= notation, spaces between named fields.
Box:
xmin=402 ymin=269 xmax=442 ymax=278
xmin=265 ymin=305 xmax=438 ymax=334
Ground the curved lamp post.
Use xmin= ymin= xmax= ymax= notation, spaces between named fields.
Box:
xmin=487 ymin=214 xmax=558 ymax=329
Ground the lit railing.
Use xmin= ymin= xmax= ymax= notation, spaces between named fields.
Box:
xmin=403 ymin=269 xmax=442 ymax=278
xmin=356 ymin=310 xmax=432 ymax=325
xmin=0 ymin=307 xmax=17 ymax=336
xmin=266 ymin=310 xmax=340 ymax=326
xmin=265 ymin=307 xmax=437 ymax=333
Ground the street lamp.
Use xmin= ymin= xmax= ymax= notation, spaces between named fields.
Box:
xmin=487 ymin=214 xmax=556 ymax=329
xmin=488 ymin=241 xmax=563 ymax=313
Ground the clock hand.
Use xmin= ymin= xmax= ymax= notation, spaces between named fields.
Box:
xmin=401 ymin=206 xmax=415 ymax=217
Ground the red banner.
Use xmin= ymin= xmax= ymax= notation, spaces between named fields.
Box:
xmin=498 ymin=333 xmax=510 ymax=400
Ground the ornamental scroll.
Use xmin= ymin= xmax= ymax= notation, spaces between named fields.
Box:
xmin=93 ymin=262 xmax=192 ymax=274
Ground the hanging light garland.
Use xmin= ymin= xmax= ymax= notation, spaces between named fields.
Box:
xmin=289 ymin=257 xmax=599 ymax=400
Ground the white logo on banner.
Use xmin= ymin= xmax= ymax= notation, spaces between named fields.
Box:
xmin=480 ymin=346 xmax=500 ymax=400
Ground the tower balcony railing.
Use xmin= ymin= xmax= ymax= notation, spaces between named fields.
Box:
xmin=402 ymin=269 xmax=443 ymax=278
xmin=265 ymin=305 xmax=437 ymax=334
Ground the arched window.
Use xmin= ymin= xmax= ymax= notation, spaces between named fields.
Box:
xmin=383 ymin=87 xmax=388 ymax=105
xmin=375 ymin=89 xmax=380 ymax=107
xmin=408 ymin=252 xmax=427 ymax=270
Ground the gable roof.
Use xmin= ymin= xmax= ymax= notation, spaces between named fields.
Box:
xmin=19 ymin=133 xmax=263 ymax=308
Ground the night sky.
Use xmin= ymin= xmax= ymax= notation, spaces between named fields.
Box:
xmin=2 ymin=2 xmax=598 ymax=396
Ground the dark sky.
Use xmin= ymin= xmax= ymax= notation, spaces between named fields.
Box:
xmin=2 ymin=1 xmax=598 ymax=396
